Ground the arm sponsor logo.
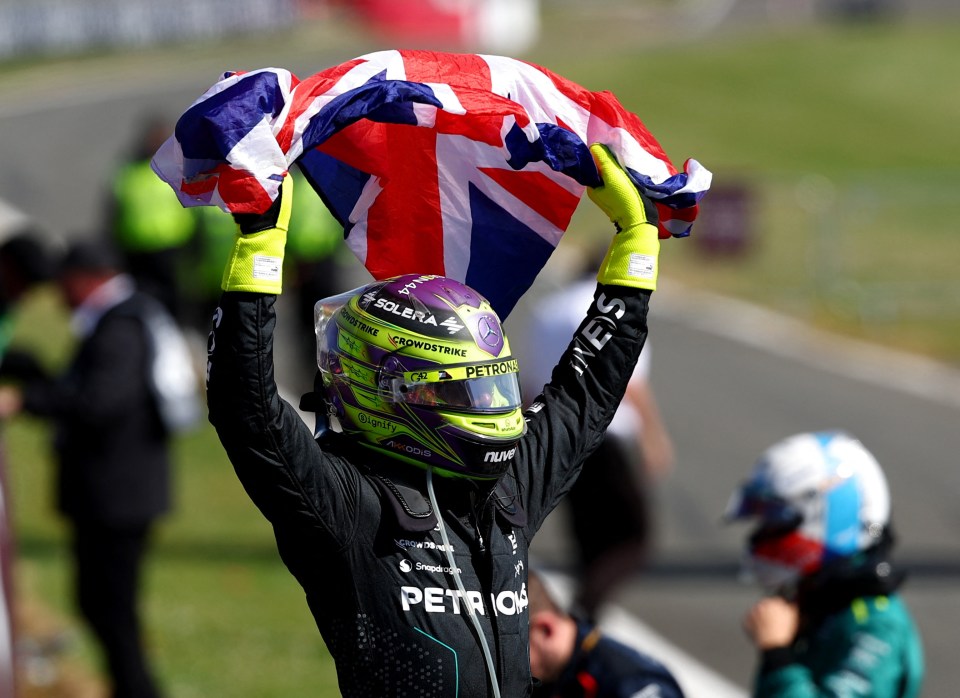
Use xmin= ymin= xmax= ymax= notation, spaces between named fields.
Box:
xmin=570 ymin=292 xmax=627 ymax=376
xmin=205 ymin=307 xmax=223 ymax=385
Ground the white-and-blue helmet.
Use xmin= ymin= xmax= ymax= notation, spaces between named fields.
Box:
xmin=724 ymin=431 xmax=891 ymax=593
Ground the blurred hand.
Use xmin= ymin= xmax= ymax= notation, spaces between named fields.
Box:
xmin=639 ymin=426 xmax=675 ymax=478
xmin=624 ymin=380 xmax=674 ymax=478
xmin=743 ymin=596 xmax=800 ymax=650
xmin=0 ymin=385 xmax=24 ymax=419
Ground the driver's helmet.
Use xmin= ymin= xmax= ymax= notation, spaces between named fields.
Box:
xmin=724 ymin=430 xmax=891 ymax=594
xmin=314 ymin=274 xmax=526 ymax=479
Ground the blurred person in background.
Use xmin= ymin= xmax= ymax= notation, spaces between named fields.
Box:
xmin=515 ymin=251 xmax=675 ymax=620
xmin=725 ymin=430 xmax=924 ymax=698
xmin=183 ymin=204 xmax=237 ymax=335
xmin=0 ymin=227 xmax=56 ymax=698
xmin=105 ymin=115 xmax=197 ymax=322
xmin=527 ymin=569 xmax=685 ymax=697
xmin=284 ymin=168 xmax=347 ymax=371
xmin=0 ymin=240 xmax=200 ymax=698
xmin=0 ymin=227 xmax=56 ymax=374
xmin=183 ymin=168 xmax=346 ymax=359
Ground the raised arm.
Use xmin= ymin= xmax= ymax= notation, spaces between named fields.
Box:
xmin=518 ymin=144 xmax=663 ymax=528
xmin=206 ymin=175 xmax=360 ymax=538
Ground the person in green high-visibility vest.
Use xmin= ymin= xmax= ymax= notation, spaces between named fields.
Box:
xmin=182 ymin=205 xmax=236 ymax=333
xmin=181 ymin=168 xmax=349 ymax=352
xmin=107 ymin=116 xmax=197 ymax=321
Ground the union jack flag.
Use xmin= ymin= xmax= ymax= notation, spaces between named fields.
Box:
xmin=152 ymin=49 xmax=712 ymax=316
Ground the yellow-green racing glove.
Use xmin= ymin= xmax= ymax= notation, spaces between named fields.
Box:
xmin=221 ymin=174 xmax=294 ymax=294
xmin=587 ymin=144 xmax=661 ymax=291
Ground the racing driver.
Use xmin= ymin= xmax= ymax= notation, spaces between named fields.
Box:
xmin=205 ymin=144 xmax=669 ymax=697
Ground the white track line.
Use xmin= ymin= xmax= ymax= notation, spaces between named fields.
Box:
xmin=654 ymin=279 xmax=960 ymax=411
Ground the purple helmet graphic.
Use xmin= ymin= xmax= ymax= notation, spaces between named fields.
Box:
xmin=314 ymin=274 xmax=526 ymax=479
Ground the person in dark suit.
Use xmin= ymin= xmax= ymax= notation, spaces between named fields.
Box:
xmin=0 ymin=240 xmax=173 ymax=698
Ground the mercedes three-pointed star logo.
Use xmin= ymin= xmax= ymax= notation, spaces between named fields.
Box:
xmin=477 ymin=316 xmax=500 ymax=347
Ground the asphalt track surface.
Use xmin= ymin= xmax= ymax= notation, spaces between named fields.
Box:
xmin=3 ymin=40 xmax=959 ymax=697
xmin=522 ymin=287 xmax=960 ymax=696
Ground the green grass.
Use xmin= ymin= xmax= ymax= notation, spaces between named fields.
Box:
xmin=4 ymin=10 xmax=960 ymax=697
xmin=7 ymin=365 xmax=337 ymax=696
xmin=6 ymin=291 xmax=337 ymax=696
xmin=531 ymin=17 xmax=960 ymax=362
xmin=535 ymin=18 xmax=960 ymax=173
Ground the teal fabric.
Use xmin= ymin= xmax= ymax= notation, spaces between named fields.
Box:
xmin=756 ymin=594 xmax=924 ymax=698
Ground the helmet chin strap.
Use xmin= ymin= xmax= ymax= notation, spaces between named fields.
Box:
xmin=426 ymin=467 xmax=502 ymax=698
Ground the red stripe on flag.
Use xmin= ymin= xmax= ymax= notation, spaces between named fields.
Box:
xmin=362 ymin=124 xmax=446 ymax=279
xmin=217 ymin=165 xmax=277 ymax=214
xmin=277 ymin=58 xmax=368 ymax=154
xmin=180 ymin=175 xmax=218 ymax=197
xmin=316 ymin=121 xmax=391 ymax=177
xmin=401 ymin=51 xmax=521 ymax=146
xmin=478 ymin=168 xmax=580 ymax=231
xmin=400 ymin=50 xmax=492 ymax=88
xmin=182 ymin=164 xmax=274 ymax=214
xmin=526 ymin=61 xmax=675 ymax=174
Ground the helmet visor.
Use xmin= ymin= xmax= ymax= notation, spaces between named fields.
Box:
xmin=724 ymin=483 xmax=802 ymax=529
xmin=385 ymin=360 xmax=522 ymax=413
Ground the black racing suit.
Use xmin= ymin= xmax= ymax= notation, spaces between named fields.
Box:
xmin=206 ymin=284 xmax=650 ymax=697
